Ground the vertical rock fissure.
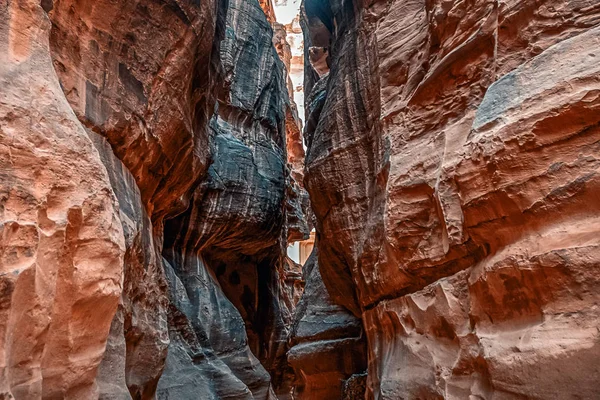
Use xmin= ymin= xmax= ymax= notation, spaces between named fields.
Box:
xmin=4 ymin=1 xmax=600 ymax=400
xmin=287 ymin=0 xmax=383 ymax=398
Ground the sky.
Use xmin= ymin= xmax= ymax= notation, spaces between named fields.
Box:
xmin=272 ymin=0 xmax=305 ymax=125
xmin=273 ymin=0 xmax=302 ymax=25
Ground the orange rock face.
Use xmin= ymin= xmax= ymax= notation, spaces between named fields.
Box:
xmin=302 ymin=0 xmax=600 ymax=398
xmin=1 ymin=0 xmax=302 ymax=398
xmin=0 ymin=3 xmax=125 ymax=397
xmin=3 ymin=0 xmax=600 ymax=398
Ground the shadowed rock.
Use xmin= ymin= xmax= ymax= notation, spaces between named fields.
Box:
xmin=288 ymin=245 xmax=367 ymax=399
xmin=301 ymin=0 xmax=600 ymax=398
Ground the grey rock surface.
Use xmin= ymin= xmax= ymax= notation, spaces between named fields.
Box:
xmin=288 ymin=246 xmax=367 ymax=399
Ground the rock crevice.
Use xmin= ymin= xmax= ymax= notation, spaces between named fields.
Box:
xmin=2 ymin=0 xmax=600 ymax=399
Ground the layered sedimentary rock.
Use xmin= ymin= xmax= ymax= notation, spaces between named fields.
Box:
xmin=0 ymin=3 xmax=126 ymax=398
xmin=1 ymin=0 xmax=303 ymax=399
xmin=301 ymin=0 xmax=600 ymax=398
xmin=42 ymin=0 xmax=224 ymax=397
xmin=4 ymin=0 xmax=600 ymax=398
xmin=47 ymin=0 xmax=221 ymax=221
xmin=288 ymin=245 xmax=367 ymax=399
xmin=160 ymin=0 xmax=301 ymax=394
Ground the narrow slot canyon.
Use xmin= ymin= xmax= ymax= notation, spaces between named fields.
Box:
xmin=1 ymin=0 xmax=600 ymax=399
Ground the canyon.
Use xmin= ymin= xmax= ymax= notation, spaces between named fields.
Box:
xmin=1 ymin=0 xmax=599 ymax=399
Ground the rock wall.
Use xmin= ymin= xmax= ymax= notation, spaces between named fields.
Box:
xmin=1 ymin=0 xmax=304 ymax=398
xmin=301 ymin=0 xmax=600 ymax=399
xmin=160 ymin=0 xmax=302 ymax=395
xmin=288 ymin=244 xmax=367 ymax=399
xmin=3 ymin=0 xmax=600 ymax=398
xmin=0 ymin=3 xmax=125 ymax=397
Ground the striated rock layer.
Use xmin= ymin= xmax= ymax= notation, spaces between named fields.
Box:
xmin=300 ymin=0 xmax=600 ymax=398
xmin=160 ymin=0 xmax=305 ymax=395
xmin=0 ymin=3 xmax=125 ymax=397
xmin=4 ymin=0 xmax=600 ymax=398
xmin=1 ymin=0 xmax=304 ymax=398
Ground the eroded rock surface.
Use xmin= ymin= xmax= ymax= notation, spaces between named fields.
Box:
xmin=301 ymin=0 xmax=600 ymax=398
xmin=91 ymin=132 xmax=168 ymax=399
xmin=288 ymin=245 xmax=367 ymax=399
xmin=0 ymin=3 xmax=125 ymax=397
xmin=1 ymin=0 xmax=303 ymax=398
xmin=159 ymin=0 xmax=307 ymax=396
xmin=4 ymin=0 xmax=600 ymax=398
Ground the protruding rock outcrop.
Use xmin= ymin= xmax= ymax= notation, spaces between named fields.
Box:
xmin=160 ymin=0 xmax=298 ymax=393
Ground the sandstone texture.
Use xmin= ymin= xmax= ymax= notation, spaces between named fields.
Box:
xmin=0 ymin=3 xmax=125 ymax=397
xmin=3 ymin=0 xmax=600 ymax=398
xmin=301 ymin=0 xmax=600 ymax=398
xmin=288 ymin=245 xmax=367 ymax=399
xmin=1 ymin=0 xmax=303 ymax=398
